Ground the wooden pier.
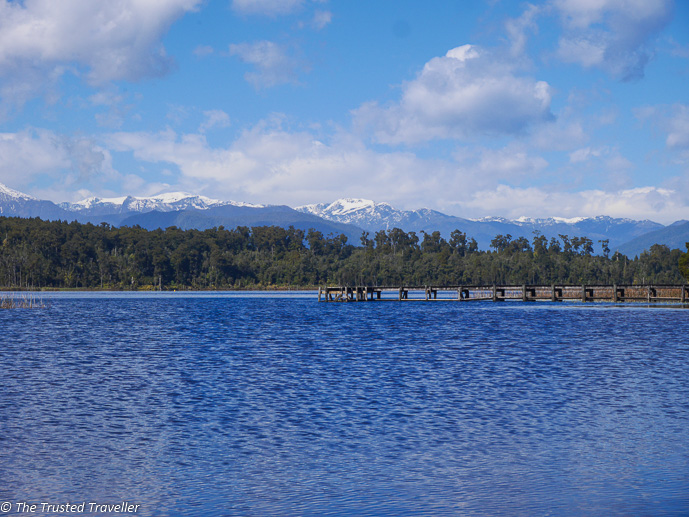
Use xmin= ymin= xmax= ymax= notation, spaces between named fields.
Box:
xmin=318 ymin=284 xmax=689 ymax=304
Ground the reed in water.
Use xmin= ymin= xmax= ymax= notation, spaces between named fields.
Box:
xmin=0 ymin=292 xmax=47 ymax=309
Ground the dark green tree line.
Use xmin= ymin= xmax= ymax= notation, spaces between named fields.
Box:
xmin=0 ymin=216 xmax=685 ymax=290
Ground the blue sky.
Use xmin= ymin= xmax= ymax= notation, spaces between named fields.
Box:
xmin=0 ymin=0 xmax=688 ymax=223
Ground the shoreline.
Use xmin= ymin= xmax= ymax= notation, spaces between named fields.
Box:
xmin=0 ymin=285 xmax=320 ymax=292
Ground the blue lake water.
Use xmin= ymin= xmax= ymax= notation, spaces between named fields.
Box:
xmin=1 ymin=292 xmax=689 ymax=516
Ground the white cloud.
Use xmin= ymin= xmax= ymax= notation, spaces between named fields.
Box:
xmin=569 ymin=146 xmax=606 ymax=163
xmin=104 ymin=107 xmax=645 ymax=220
xmin=199 ymin=110 xmax=231 ymax=133
xmin=669 ymin=39 xmax=689 ymax=59
xmin=0 ymin=0 xmax=200 ymax=110
xmin=311 ymin=10 xmax=333 ymax=30
xmin=562 ymin=146 xmax=633 ymax=190
xmin=106 ymin=122 xmax=459 ymax=208
xmin=505 ymin=4 xmax=540 ymax=57
xmin=166 ymin=105 xmax=191 ymax=126
xmin=664 ymin=105 xmax=689 ymax=149
xmin=88 ymin=88 xmax=136 ymax=129
xmin=636 ymin=104 xmax=689 ymax=156
xmin=353 ymin=45 xmax=553 ymax=145
xmin=454 ymin=145 xmax=549 ymax=184
xmin=554 ymin=0 xmax=668 ymax=30
xmin=104 ymin=119 xmax=561 ymax=213
xmin=557 ymin=36 xmax=607 ymax=68
xmin=121 ymin=175 xmax=173 ymax=198
xmin=193 ymin=45 xmax=214 ymax=57
xmin=479 ymin=148 xmax=548 ymax=180
xmin=553 ymin=0 xmax=673 ymax=80
xmin=605 ymin=152 xmax=633 ymax=172
xmin=530 ymin=119 xmax=588 ymax=151
xmin=569 ymin=146 xmax=633 ymax=172
xmin=0 ymin=130 xmax=69 ymax=185
xmin=0 ymin=129 xmax=113 ymax=191
xmin=463 ymin=184 xmax=687 ymax=224
xmin=231 ymin=0 xmax=304 ymax=16
xmin=229 ymin=41 xmax=303 ymax=88
xmin=89 ymin=90 xmax=125 ymax=108
xmin=10 ymin=122 xmax=684 ymax=224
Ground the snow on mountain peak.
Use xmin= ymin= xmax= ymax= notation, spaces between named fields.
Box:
xmin=514 ymin=215 xmax=587 ymax=225
xmin=145 ymin=192 xmax=218 ymax=204
xmin=326 ymin=198 xmax=394 ymax=216
xmin=69 ymin=196 xmax=128 ymax=209
xmin=296 ymin=198 xmax=434 ymax=230
xmin=471 ymin=216 xmax=511 ymax=224
xmin=329 ymin=198 xmax=375 ymax=211
xmin=297 ymin=198 xmax=377 ymax=216
xmin=475 ymin=215 xmax=605 ymax=226
xmin=0 ymin=182 xmax=37 ymax=201
xmin=122 ymin=192 xmax=222 ymax=212
xmin=61 ymin=192 xmax=265 ymax=213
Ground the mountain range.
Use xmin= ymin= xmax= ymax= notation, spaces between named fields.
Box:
xmin=295 ymin=199 xmax=666 ymax=254
xmin=1 ymin=182 xmax=687 ymax=256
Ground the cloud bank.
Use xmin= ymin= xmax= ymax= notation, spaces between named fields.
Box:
xmin=0 ymin=0 xmax=200 ymax=111
xmin=229 ymin=41 xmax=304 ymax=89
xmin=354 ymin=45 xmax=553 ymax=144
xmin=553 ymin=0 xmax=673 ymax=80
xmin=231 ymin=0 xmax=304 ymax=16
xmin=0 ymin=129 xmax=112 ymax=189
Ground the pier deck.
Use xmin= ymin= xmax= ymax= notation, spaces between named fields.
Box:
xmin=318 ymin=284 xmax=689 ymax=304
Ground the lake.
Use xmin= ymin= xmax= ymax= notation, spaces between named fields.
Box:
xmin=1 ymin=292 xmax=688 ymax=516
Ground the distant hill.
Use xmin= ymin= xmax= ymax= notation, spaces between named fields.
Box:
xmin=297 ymin=198 xmax=664 ymax=251
xmin=0 ymin=183 xmax=364 ymax=243
xmin=0 ymin=183 xmax=73 ymax=220
xmin=120 ymin=204 xmax=365 ymax=243
xmin=616 ymin=221 xmax=689 ymax=257
xmin=59 ymin=192 xmax=260 ymax=217
xmin=0 ymin=182 xmax=682 ymax=254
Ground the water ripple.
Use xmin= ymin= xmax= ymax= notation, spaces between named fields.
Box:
xmin=1 ymin=295 xmax=688 ymax=515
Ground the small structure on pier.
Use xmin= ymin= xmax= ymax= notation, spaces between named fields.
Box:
xmin=318 ymin=284 xmax=688 ymax=304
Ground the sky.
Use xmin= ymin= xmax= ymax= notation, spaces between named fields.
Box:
xmin=0 ymin=0 xmax=688 ymax=223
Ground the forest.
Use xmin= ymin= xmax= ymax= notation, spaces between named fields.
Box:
xmin=0 ymin=216 xmax=687 ymax=290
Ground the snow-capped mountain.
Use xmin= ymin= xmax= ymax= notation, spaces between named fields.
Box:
xmin=476 ymin=215 xmax=588 ymax=225
xmin=296 ymin=198 xmax=665 ymax=251
xmin=0 ymin=183 xmax=362 ymax=242
xmin=297 ymin=198 xmax=526 ymax=248
xmin=0 ymin=183 xmax=37 ymax=202
xmin=511 ymin=216 xmax=588 ymax=225
xmin=0 ymin=183 xmax=680 ymax=254
xmin=60 ymin=192 xmax=263 ymax=216
xmin=479 ymin=215 xmax=663 ymax=242
xmin=296 ymin=198 xmax=392 ymax=225
xmin=0 ymin=183 xmax=71 ymax=220
xmin=296 ymin=198 xmax=452 ymax=230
